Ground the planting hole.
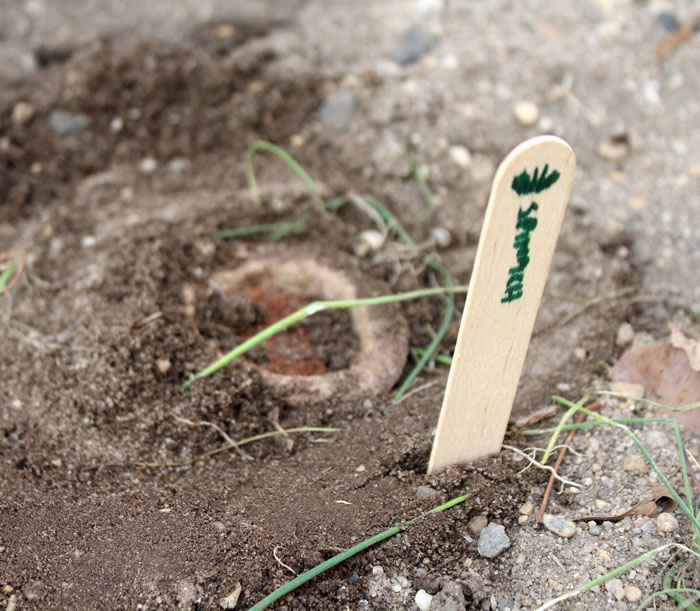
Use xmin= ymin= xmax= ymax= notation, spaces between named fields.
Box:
xmin=199 ymin=252 xmax=409 ymax=403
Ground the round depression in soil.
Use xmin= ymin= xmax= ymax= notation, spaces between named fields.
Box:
xmin=206 ymin=254 xmax=409 ymax=404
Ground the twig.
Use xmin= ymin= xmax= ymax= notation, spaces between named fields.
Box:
xmin=536 ymin=401 xmax=600 ymax=523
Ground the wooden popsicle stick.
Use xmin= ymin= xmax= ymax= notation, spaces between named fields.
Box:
xmin=427 ymin=136 xmax=576 ymax=474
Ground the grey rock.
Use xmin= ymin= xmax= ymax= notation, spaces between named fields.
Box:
xmin=416 ymin=486 xmax=439 ymax=500
xmin=542 ymin=513 xmax=576 ymax=538
xmin=395 ymin=26 xmax=435 ymax=66
xmin=48 ymin=110 xmax=90 ymax=137
xmin=431 ymin=580 xmax=465 ymax=611
xmin=477 ymin=522 xmax=511 ymax=558
xmin=318 ymin=90 xmax=356 ymax=133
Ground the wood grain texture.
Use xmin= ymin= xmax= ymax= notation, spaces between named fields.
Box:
xmin=428 ymin=136 xmax=576 ymax=474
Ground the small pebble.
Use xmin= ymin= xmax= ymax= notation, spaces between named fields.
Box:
xmin=623 ymin=453 xmax=650 ymax=474
xmin=110 ymin=116 xmax=124 ymax=132
xmin=48 ymin=109 xmax=90 ymax=137
xmin=392 ymin=583 xmax=402 ymax=593
xmin=395 ymin=26 xmax=435 ymax=66
xmin=605 ymin=577 xmax=623 ymax=595
xmin=139 ymin=157 xmax=157 ymax=173
xmin=542 ymin=514 xmax=576 ymax=538
xmin=12 ymin=101 xmax=35 ymax=125
xmin=477 ymin=522 xmax=511 ymax=558
xmin=512 ymin=101 xmax=539 ymax=126
xmin=598 ymin=138 xmax=629 ymax=162
xmin=416 ymin=486 xmax=439 ymax=500
xmin=517 ymin=515 xmax=529 ymax=525
xmin=447 ymin=145 xmax=471 ymax=168
xmin=212 ymin=521 xmax=226 ymax=531
xmin=519 ymin=501 xmax=534 ymax=515
xmin=656 ymin=512 xmax=679 ymax=533
xmin=588 ymin=523 xmax=602 ymax=536
xmin=318 ymin=90 xmax=356 ymax=133
xmin=6 ymin=595 xmax=17 ymax=611
xmin=624 ymin=584 xmax=643 ymax=603
xmin=415 ymin=589 xmax=434 ymax=611
xmin=2 ymin=585 xmax=13 ymax=594
xmin=467 ymin=514 xmax=488 ymax=535
xmin=355 ymin=464 xmax=366 ymax=473
xmin=430 ymin=227 xmax=451 ymax=248
xmin=616 ymin=322 xmax=635 ymax=346
xmin=372 ymin=565 xmax=384 ymax=577
xmin=156 ymin=358 xmax=172 ymax=373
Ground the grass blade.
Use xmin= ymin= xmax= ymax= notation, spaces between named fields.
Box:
xmin=249 ymin=495 xmax=467 ymax=610
xmin=245 ymin=140 xmax=321 ymax=206
xmin=183 ymin=285 xmax=468 ymax=389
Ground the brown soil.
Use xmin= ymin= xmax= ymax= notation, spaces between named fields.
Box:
xmin=1 ymin=18 xmax=645 ymax=611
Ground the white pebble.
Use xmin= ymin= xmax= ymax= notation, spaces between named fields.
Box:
xmin=519 ymin=501 xmax=534 ymax=515
xmin=415 ymin=589 xmax=433 ymax=611
xmin=605 ymin=577 xmax=623 ymax=595
xmin=616 ymin=322 xmax=635 ymax=346
xmin=512 ymin=101 xmax=539 ymax=126
xmin=139 ymin=157 xmax=158 ymax=173
xmin=372 ymin=565 xmax=384 ymax=577
xmin=12 ymin=101 xmax=35 ymax=125
xmin=448 ymin=145 xmax=471 ymax=168
xmin=430 ymin=227 xmax=451 ymax=248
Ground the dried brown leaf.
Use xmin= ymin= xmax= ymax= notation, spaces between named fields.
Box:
xmin=574 ymin=486 xmax=676 ymax=523
xmin=611 ymin=325 xmax=700 ymax=433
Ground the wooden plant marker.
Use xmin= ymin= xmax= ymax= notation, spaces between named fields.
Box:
xmin=427 ymin=136 xmax=576 ymax=474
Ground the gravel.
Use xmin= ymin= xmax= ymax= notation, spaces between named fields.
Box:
xmin=477 ymin=522 xmax=511 ymax=558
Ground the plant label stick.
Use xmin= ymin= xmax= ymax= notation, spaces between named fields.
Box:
xmin=428 ymin=136 xmax=575 ymax=474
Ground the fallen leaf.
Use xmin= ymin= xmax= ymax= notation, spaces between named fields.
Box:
xmin=611 ymin=324 xmax=700 ymax=433
xmin=574 ymin=486 xmax=676 ymax=523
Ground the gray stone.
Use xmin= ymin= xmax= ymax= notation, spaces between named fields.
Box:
xmin=395 ymin=27 xmax=435 ymax=66
xmin=416 ymin=486 xmax=439 ymax=500
xmin=431 ymin=580 xmax=465 ymax=611
xmin=542 ymin=513 xmax=576 ymax=538
xmin=318 ymin=90 xmax=356 ymax=133
xmin=477 ymin=522 xmax=511 ymax=558
xmin=48 ymin=110 xmax=90 ymax=137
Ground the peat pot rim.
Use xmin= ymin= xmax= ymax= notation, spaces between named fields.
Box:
xmin=207 ymin=253 xmax=409 ymax=404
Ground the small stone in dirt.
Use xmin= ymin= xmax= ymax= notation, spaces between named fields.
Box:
xmin=415 ymin=588 xmax=433 ymax=611
xmin=6 ymin=595 xmax=17 ymax=611
xmin=598 ymin=137 xmax=629 ymax=162
xmin=139 ymin=157 xmax=158 ymax=173
xmin=431 ymin=580 xmax=465 ymax=611
xmin=219 ymin=582 xmax=242 ymax=609
xmin=605 ymin=577 xmax=623 ymax=595
xmin=156 ymin=358 xmax=172 ymax=374
xmin=48 ymin=109 xmax=90 ymax=137
xmin=616 ymin=322 xmax=635 ymax=346
xmin=542 ymin=514 xmax=576 ymax=538
xmin=467 ymin=514 xmax=488 ymax=535
xmin=395 ymin=26 xmax=435 ymax=66
xmin=518 ymin=515 xmax=529 ymax=525
xmin=2 ymin=585 xmax=13 ymax=594
xmin=416 ymin=486 xmax=438 ymax=500
xmin=624 ymin=584 xmax=643 ymax=603
xmin=448 ymin=145 xmax=471 ymax=168
xmin=623 ymin=453 xmax=650 ymax=474
xmin=519 ymin=501 xmax=534 ymax=516
xmin=588 ymin=523 xmax=602 ymax=536
xmin=212 ymin=521 xmax=226 ymax=531
xmin=430 ymin=227 xmax=452 ymax=248
xmin=12 ymin=101 xmax=35 ymax=125
xmin=512 ymin=101 xmax=539 ymax=126
xmin=477 ymin=522 xmax=511 ymax=558
xmin=372 ymin=565 xmax=384 ymax=578
xmin=656 ymin=512 xmax=679 ymax=533
xmin=318 ymin=90 xmax=356 ymax=133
